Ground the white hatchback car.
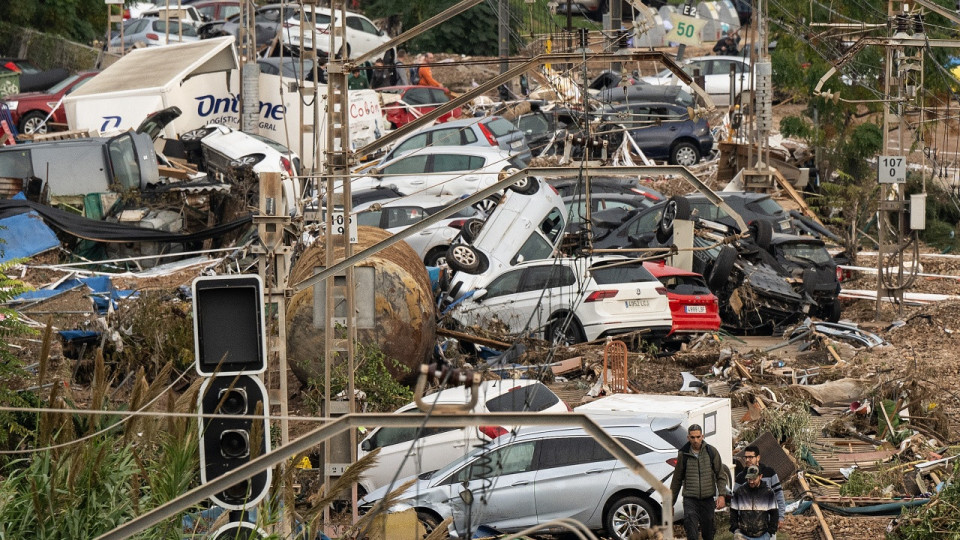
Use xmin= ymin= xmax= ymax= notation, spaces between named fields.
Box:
xmin=452 ymin=256 xmax=673 ymax=344
xmin=445 ymin=176 xmax=566 ymax=295
xmin=357 ymin=379 xmax=568 ymax=496
xmin=280 ymin=6 xmax=393 ymax=60
xmin=641 ymin=55 xmax=753 ymax=107
xmin=353 ymin=193 xmax=486 ymax=266
xmin=351 ymin=145 xmax=527 ymax=200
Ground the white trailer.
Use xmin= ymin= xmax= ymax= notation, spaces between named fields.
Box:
xmin=64 ymin=37 xmax=386 ymax=171
xmin=575 ymin=393 xmax=734 ymax=487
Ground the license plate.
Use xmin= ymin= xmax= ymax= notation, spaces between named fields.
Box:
xmin=779 ymin=219 xmax=791 ymax=231
xmin=626 ymin=299 xmax=650 ymax=308
xmin=684 ymin=305 xmax=707 ymax=314
xmin=510 ymin=140 xmax=523 ymax=149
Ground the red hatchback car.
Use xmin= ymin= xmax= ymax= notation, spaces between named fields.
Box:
xmin=4 ymin=70 xmax=98 ymax=135
xmin=377 ymin=85 xmax=462 ymax=129
xmin=643 ymin=260 xmax=721 ymax=336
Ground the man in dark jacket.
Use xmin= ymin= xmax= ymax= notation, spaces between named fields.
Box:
xmin=670 ymin=424 xmax=730 ymax=540
xmin=730 ymin=466 xmax=779 ymax=540
xmin=734 ymin=445 xmax=786 ymax=527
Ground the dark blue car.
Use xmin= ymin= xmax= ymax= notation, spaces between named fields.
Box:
xmin=597 ymin=101 xmax=714 ymax=166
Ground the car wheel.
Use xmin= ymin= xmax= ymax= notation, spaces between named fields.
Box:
xmin=424 ymin=246 xmax=448 ymax=267
xmin=508 ymin=176 xmax=540 ymax=195
xmin=415 ymin=510 xmax=440 ymax=537
xmin=670 ymin=141 xmax=700 ymax=166
xmin=656 ymin=196 xmax=691 ymax=243
xmin=750 ymin=219 xmax=774 ymax=250
xmin=548 ymin=315 xmax=585 ymax=346
xmin=605 ymin=495 xmax=655 ymax=539
xmin=446 ymin=244 xmax=486 ymax=274
xmin=461 ymin=218 xmax=484 ymax=243
xmin=180 ymin=127 xmax=215 ymax=142
xmin=826 ymin=300 xmax=842 ymax=322
xmin=708 ymin=245 xmax=738 ymax=290
xmin=19 ymin=111 xmax=48 ymax=135
xmin=474 ymin=195 xmax=501 ymax=214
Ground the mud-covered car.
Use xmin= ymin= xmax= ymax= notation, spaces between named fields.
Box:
xmin=589 ymin=196 xmax=839 ymax=333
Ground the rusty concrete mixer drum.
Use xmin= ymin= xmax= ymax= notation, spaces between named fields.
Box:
xmin=286 ymin=226 xmax=436 ymax=386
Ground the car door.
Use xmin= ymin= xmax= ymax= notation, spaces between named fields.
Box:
xmin=378 ymin=154 xmax=429 ymax=192
xmin=617 ymin=105 xmax=661 ymax=159
xmin=427 ymin=153 xmax=487 ymax=195
xmin=533 ymin=437 xmax=613 ymax=524
xmin=455 ymin=268 xmax=525 ymax=329
xmin=703 ymin=59 xmax=745 ymax=105
xmin=443 ymin=440 xmax=540 ymax=533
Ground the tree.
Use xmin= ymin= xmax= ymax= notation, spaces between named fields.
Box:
xmin=364 ymin=0 xmax=518 ymax=55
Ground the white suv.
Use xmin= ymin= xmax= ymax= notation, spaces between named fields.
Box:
xmin=357 ymin=379 xmax=568 ymax=496
xmin=280 ymin=6 xmax=393 ymax=61
xmin=452 ymin=256 xmax=673 ymax=344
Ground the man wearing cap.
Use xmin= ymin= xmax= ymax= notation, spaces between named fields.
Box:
xmin=734 ymin=445 xmax=786 ymax=530
xmin=670 ymin=424 xmax=730 ymax=540
xmin=730 ymin=465 xmax=779 ymax=540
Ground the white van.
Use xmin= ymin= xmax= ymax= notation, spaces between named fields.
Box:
xmin=446 ymin=176 xmax=567 ymax=297
xmin=356 ymin=379 xmax=568 ymax=496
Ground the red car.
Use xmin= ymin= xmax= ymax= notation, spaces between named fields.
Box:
xmin=643 ymin=260 xmax=721 ymax=336
xmin=4 ymin=70 xmax=98 ymax=135
xmin=377 ymin=85 xmax=462 ymax=129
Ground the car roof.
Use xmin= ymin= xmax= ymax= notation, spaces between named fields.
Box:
xmin=431 ymin=116 xmax=501 ymax=128
xmin=642 ymin=260 xmax=702 ymax=278
xmin=507 ymin=413 xmax=672 ymax=439
xmin=597 ymin=84 xmax=693 ymax=103
xmin=382 ymin=144 xmax=513 ymax=160
xmin=399 ymin=379 xmax=551 ymax=409
xmin=356 ymin=193 xmax=467 ymax=209
xmin=769 ymin=232 xmax=826 ymax=246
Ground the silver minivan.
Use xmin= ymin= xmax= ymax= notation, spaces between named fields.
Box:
xmin=359 ymin=416 xmax=689 ymax=539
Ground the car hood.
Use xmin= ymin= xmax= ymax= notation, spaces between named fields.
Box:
xmin=359 ymin=473 xmax=433 ymax=506
xmin=5 ymin=91 xmax=48 ymax=101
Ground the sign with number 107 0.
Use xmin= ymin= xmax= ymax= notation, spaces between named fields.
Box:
xmin=878 ymin=155 xmax=906 ymax=184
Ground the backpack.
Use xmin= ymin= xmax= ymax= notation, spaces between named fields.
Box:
xmin=409 ymin=65 xmax=420 ymax=85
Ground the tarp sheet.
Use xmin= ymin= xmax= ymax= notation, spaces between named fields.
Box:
xmin=0 ymin=210 xmax=60 ymax=263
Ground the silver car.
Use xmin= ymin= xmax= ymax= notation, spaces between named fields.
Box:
xmin=359 ymin=416 xmax=687 ymax=539
xmin=383 ymin=116 xmax=532 ymax=165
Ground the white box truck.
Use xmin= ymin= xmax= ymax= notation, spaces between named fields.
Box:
xmin=64 ymin=37 xmax=385 ymax=171
xmin=575 ymin=393 xmax=734 ymax=488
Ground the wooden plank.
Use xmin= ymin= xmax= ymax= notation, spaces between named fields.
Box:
xmin=158 ymin=165 xmax=193 ymax=180
xmin=772 ymin=168 xmax=828 ymax=227
xmin=798 ymin=472 xmax=835 ymax=540
xmin=436 ymin=327 xmax=511 ymax=350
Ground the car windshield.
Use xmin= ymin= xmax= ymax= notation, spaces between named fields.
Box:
xmin=484 ymin=382 xmax=561 ymax=412
xmin=484 ymin=117 xmax=516 ymax=137
xmin=659 ymin=274 xmax=712 ymax=295
xmin=780 ymin=242 xmax=832 ymax=265
xmin=46 ymin=74 xmax=80 ymax=94
xmin=591 ymin=260 xmax=658 ymax=284
xmin=748 ymin=196 xmax=785 ymax=216
xmin=248 ymin=132 xmax=292 ymax=154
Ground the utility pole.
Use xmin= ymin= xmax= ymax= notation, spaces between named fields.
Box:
xmin=499 ymin=0 xmax=511 ymax=95
xmin=240 ymin=0 xmax=260 ymax=133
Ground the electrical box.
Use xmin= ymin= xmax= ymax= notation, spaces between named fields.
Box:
xmin=910 ymin=193 xmax=926 ymax=230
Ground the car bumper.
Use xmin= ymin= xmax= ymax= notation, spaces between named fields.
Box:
xmin=588 ymin=323 xmax=674 ymax=342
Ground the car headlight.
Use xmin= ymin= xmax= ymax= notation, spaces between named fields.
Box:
xmin=5 ymin=101 xmax=17 ymax=110
xmin=230 ymin=153 xmax=266 ymax=167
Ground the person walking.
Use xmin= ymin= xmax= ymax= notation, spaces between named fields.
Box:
xmin=734 ymin=445 xmax=786 ymax=530
xmin=418 ymin=52 xmax=449 ymax=95
xmin=729 ymin=466 xmax=779 ymax=540
xmin=670 ymin=424 xmax=730 ymax=540
xmin=394 ymin=49 xmax=411 ymax=86
xmin=347 ymin=66 xmax=369 ymax=90
xmin=369 ymin=59 xmax=393 ymax=89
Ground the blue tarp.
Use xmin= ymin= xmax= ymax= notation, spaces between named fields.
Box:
xmin=9 ymin=275 xmax=137 ymax=313
xmin=0 ymin=209 xmax=60 ymax=263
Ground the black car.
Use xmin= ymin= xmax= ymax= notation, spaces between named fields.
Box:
xmin=511 ymin=104 xmax=589 ymax=157
xmin=589 ymin=196 xmax=840 ymax=332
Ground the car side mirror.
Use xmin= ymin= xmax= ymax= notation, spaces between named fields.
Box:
xmin=360 ymin=439 xmax=373 ymax=452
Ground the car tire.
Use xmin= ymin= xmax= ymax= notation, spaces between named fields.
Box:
xmin=180 ymin=127 xmax=214 ymax=142
xmin=446 ymin=244 xmax=487 ymax=274
xmin=548 ymin=315 xmax=585 ymax=346
xmin=656 ymin=196 xmax=691 ymax=243
xmin=474 ymin=194 xmax=501 ymax=214
xmin=415 ymin=510 xmax=440 ymax=537
xmin=826 ymin=300 xmax=842 ymax=322
xmin=670 ymin=141 xmax=701 ymax=166
xmin=750 ymin=219 xmax=774 ymax=250
xmin=605 ymin=495 xmax=656 ymax=539
xmin=461 ymin=218 xmax=484 ymax=243
xmin=508 ymin=176 xmax=540 ymax=195
xmin=19 ymin=111 xmax=48 ymax=135
xmin=708 ymin=245 xmax=737 ymax=290
xmin=424 ymin=246 xmax=449 ymax=267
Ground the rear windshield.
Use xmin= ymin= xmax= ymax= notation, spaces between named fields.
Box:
xmin=658 ymin=274 xmax=711 ymax=295
xmin=485 ymin=382 xmax=561 ymax=412
xmin=748 ymin=196 xmax=785 ymax=216
xmin=655 ymin=425 xmax=687 ymax=448
xmin=779 ymin=242 xmax=832 ymax=265
xmin=590 ymin=261 xmax=658 ymax=285
xmin=484 ymin=117 xmax=516 ymax=137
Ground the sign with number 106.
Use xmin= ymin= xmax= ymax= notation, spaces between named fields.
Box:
xmin=878 ymin=155 xmax=906 ymax=184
